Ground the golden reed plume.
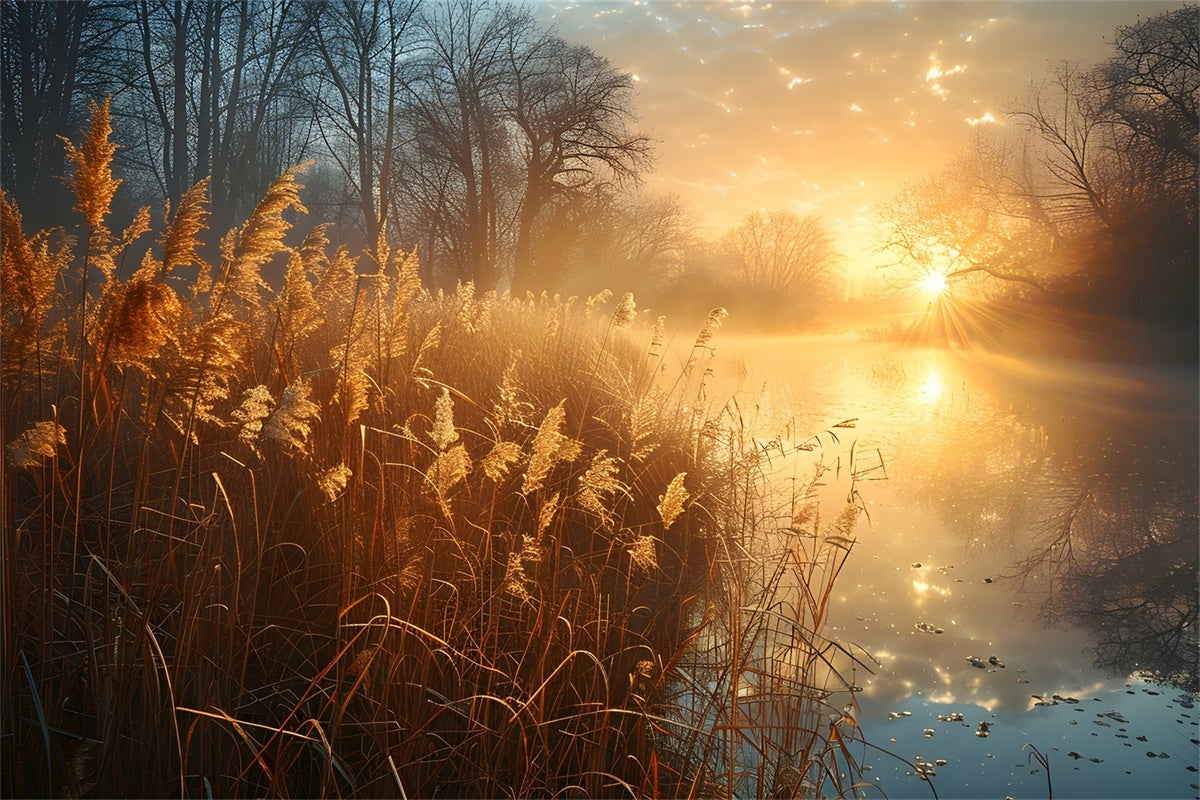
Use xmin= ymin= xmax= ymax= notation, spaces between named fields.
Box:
xmin=218 ymin=162 xmax=310 ymax=305
xmin=160 ymin=178 xmax=211 ymax=277
xmin=59 ymin=97 xmax=119 ymax=236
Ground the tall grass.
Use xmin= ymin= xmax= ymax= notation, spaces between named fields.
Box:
xmin=2 ymin=100 xmax=870 ymax=798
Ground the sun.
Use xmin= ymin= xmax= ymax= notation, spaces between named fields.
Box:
xmin=919 ymin=271 xmax=949 ymax=298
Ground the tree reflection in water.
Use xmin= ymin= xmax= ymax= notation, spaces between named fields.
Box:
xmin=1016 ymin=438 xmax=1198 ymax=693
xmin=889 ymin=360 xmax=1199 ymax=694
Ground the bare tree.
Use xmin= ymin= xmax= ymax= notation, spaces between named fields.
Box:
xmin=1012 ymin=62 xmax=1123 ymax=233
xmin=506 ymin=35 xmax=652 ymax=291
xmin=721 ymin=210 xmax=837 ymax=300
xmin=1102 ymin=4 xmax=1199 ymax=168
xmin=550 ymin=188 xmax=695 ymax=297
xmin=310 ymin=0 xmax=419 ymax=251
xmin=402 ymin=0 xmax=527 ymax=288
xmin=876 ymin=144 xmax=1055 ymax=297
xmin=881 ymin=5 xmax=1197 ymax=318
xmin=1099 ymin=3 xmax=1199 ymax=247
xmin=0 ymin=1 xmax=122 ymax=228
xmin=116 ymin=0 xmax=315 ymax=226
xmin=393 ymin=1 xmax=651 ymax=291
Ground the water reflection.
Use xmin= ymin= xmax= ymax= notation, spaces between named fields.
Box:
xmin=917 ymin=370 xmax=943 ymax=404
xmin=719 ymin=336 xmax=1198 ymax=797
xmin=891 ymin=353 xmax=1199 ymax=693
xmin=1012 ymin=438 xmax=1196 ymax=691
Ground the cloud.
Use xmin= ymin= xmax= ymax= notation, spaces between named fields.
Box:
xmin=534 ymin=1 xmax=1182 ymax=236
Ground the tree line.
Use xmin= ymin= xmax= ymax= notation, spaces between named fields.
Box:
xmin=878 ymin=3 xmax=1198 ymax=341
xmin=2 ymin=0 xmax=841 ymax=315
xmin=1 ymin=0 xmax=653 ymax=293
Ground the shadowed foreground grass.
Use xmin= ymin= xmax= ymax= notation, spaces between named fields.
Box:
xmin=2 ymin=100 xmax=873 ymax=799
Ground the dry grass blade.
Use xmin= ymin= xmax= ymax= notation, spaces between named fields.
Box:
xmin=18 ymin=651 xmax=52 ymax=791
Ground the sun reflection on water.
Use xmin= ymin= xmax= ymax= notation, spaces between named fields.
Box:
xmin=717 ymin=332 xmax=1196 ymax=798
xmin=912 ymin=579 xmax=951 ymax=597
xmin=918 ymin=370 xmax=943 ymax=403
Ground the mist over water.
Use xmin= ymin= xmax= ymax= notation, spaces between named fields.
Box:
xmin=717 ymin=335 xmax=1199 ymax=799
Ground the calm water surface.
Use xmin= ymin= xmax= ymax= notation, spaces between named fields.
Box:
xmin=720 ymin=335 xmax=1199 ymax=799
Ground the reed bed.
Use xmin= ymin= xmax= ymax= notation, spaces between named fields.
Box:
xmin=2 ymin=100 xmax=870 ymax=799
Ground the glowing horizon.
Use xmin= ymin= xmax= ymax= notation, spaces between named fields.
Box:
xmin=534 ymin=1 xmax=1182 ymax=291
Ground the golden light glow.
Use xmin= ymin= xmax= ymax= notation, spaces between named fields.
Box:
xmin=541 ymin=2 xmax=1144 ymax=276
xmin=911 ymin=579 xmax=950 ymax=596
xmin=919 ymin=371 xmax=943 ymax=403
xmin=920 ymin=271 xmax=949 ymax=297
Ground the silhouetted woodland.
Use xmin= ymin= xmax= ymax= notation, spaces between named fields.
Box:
xmin=879 ymin=4 xmax=1198 ymax=361
xmin=1 ymin=0 xmax=652 ymax=292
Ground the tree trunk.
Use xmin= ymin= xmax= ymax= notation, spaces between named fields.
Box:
xmin=193 ymin=1 xmax=219 ymax=185
xmin=169 ymin=0 xmax=190 ymax=203
xmin=3 ymin=2 xmax=88 ymax=228
xmin=512 ymin=179 xmax=543 ymax=293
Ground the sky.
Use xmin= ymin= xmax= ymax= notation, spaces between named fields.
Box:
xmin=533 ymin=1 xmax=1183 ymax=287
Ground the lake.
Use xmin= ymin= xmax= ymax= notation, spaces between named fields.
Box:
xmin=716 ymin=334 xmax=1199 ymax=799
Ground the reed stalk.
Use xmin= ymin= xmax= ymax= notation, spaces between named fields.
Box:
xmin=2 ymin=103 xmax=867 ymax=799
